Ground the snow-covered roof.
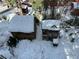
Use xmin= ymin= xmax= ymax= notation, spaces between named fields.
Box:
xmin=0 ymin=13 xmax=34 ymax=33
xmin=42 ymin=20 xmax=61 ymax=30
xmin=0 ymin=21 xmax=9 ymax=31
xmin=72 ymin=2 xmax=79 ymax=9
xmin=8 ymin=15 xmax=34 ymax=33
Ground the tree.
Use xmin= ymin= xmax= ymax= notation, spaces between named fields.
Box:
xmin=6 ymin=0 xmax=16 ymax=8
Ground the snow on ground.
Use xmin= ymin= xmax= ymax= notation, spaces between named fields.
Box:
xmin=60 ymin=29 xmax=79 ymax=59
xmin=0 ymin=31 xmax=12 ymax=46
xmin=0 ymin=7 xmax=79 ymax=59
xmin=0 ymin=21 xmax=79 ymax=59
xmin=13 ymin=25 xmax=79 ymax=59
xmin=0 ymin=5 xmax=8 ymax=13
xmin=14 ymin=40 xmax=66 ymax=59
xmin=0 ymin=47 xmax=12 ymax=59
xmin=0 ymin=20 xmax=79 ymax=59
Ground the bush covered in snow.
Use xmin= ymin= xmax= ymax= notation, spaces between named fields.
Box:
xmin=0 ymin=31 xmax=12 ymax=47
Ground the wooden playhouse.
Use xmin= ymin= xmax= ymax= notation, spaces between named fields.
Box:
xmin=41 ymin=20 xmax=61 ymax=40
xmin=8 ymin=15 xmax=36 ymax=40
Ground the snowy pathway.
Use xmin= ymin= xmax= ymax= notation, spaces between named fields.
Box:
xmin=14 ymin=40 xmax=66 ymax=59
xmin=36 ymin=24 xmax=42 ymax=40
xmin=62 ymin=41 xmax=77 ymax=59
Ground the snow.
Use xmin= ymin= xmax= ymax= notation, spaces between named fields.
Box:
xmin=56 ymin=6 xmax=74 ymax=21
xmin=0 ymin=22 xmax=79 ymax=59
xmin=0 ymin=6 xmax=8 ymax=13
xmin=0 ymin=6 xmax=79 ymax=59
xmin=1 ymin=7 xmax=16 ymax=16
xmin=14 ymin=40 xmax=66 ymax=59
xmin=0 ymin=10 xmax=35 ymax=33
xmin=21 ymin=4 xmax=27 ymax=9
xmin=0 ymin=47 xmax=12 ymax=59
xmin=46 ymin=7 xmax=52 ymax=16
xmin=27 ymin=7 xmax=34 ymax=15
xmin=0 ymin=31 xmax=13 ymax=59
xmin=42 ymin=20 xmax=61 ymax=30
xmin=53 ymin=38 xmax=59 ymax=44
xmin=0 ymin=21 xmax=9 ymax=30
xmin=72 ymin=2 xmax=79 ymax=9
xmin=8 ymin=15 xmax=34 ymax=33
xmin=0 ymin=31 xmax=12 ymax=46
xmin=7 ymin=13 xmax=16 ymax=22
xmin=13 ymin=25 xmax=79 ymax=59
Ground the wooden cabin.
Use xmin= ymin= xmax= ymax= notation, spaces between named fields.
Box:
xmin=8 ymin=15 xmax=36 ymax=40
xmin=42 ymin=20 xmax=61 ymax=40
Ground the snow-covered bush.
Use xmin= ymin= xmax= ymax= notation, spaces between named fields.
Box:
xmin=0 ymin=31 xmax=12 ymax=47
xmin=0 ymin=48 xmax=12 ymax=59
xmin=0 ymin=55 xmax=7 ymax=59
xmin=53 ymin=38 xmax=59 ymax=47
xmin=65 ymin=18 xmax=79 ymax=26
xmin=69 ymin=32 xmax=78 ymax=42
xmin=7 ymin=36 xmax=19 ymax=47
xmin=60 ymin=29 xmax=65 ymax=38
